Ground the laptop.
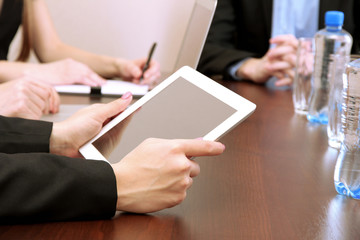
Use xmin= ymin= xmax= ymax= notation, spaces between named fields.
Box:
xmin=161 ymin=0 xmax=217 ymax=80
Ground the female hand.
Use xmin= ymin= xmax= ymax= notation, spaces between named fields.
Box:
xmin=25 ymin=58 xmax=107 ymax=86
xmin=50 ymin=92 xmax=133 ymax=158
xmin=113 ymin=58 xmax=161 ymax=86
xmin=0 ymin=76 xmax=59 ymax=120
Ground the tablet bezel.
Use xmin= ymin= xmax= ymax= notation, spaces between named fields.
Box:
xmin=79 ymin=66 xmax=256 ymax=162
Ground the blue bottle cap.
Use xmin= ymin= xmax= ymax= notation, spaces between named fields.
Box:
xmin=325 ymin=11 xmax=344 ymax=27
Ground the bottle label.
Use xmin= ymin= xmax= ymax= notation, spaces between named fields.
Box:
xmin=343 ymin=68 xmax=360 ymax=148
xmin=348 ymin=70 xmax=360 ymax=97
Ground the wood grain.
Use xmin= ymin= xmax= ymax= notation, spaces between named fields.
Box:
xmin=1 ymin=81 xmax=360 ymax=240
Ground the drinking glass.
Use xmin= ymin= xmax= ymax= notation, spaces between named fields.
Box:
xmin=292 ymin=38 xmax=315 ymax=115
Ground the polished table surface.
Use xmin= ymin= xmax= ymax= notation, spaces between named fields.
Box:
xmin=1 ymin=80 xmax=360 ymax=240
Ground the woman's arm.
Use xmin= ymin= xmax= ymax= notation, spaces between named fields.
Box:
xmin=27 ymin=0 xmax=160 ymax=83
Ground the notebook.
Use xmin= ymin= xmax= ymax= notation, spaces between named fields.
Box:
xmin=55 ymin=80 xmax=148 ymax=97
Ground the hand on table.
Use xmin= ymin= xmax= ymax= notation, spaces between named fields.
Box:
xmin=267 ymin=34 xmax=298 ymax=86
xmin=237 ymin=34 xmax=298 ymax=87
xmin=25 ymin=58 xmax=106 ymax=87
xmin=113 ymin=58 xmax=161 ymax=87
xmin=0 ymin=76 xmax=60 ymax=120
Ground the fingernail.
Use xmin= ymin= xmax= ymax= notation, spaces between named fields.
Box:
xmin=121 ymin=91 xmax=132 ymax=99
xmin=195 ymin=137 xmax=203 ymax=140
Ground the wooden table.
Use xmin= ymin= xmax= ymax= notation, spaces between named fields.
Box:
xmin=1 ymin=80 xmax=360 ymax=240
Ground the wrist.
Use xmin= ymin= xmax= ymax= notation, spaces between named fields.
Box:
xmin=236 ymin=58 xmax=257 ymax=80
xmin=237 ymin=58 xmax=268 ymax=83
xmin=100 ymin=56 xmax=127 ymax=79
xmin=23 ymin=62 xmax=42 ymax=76
xmin=111 ymin=58 xmax=127 ymax=79
xmin=111 ymin=162 xmax=129 ymax=211
xmin=88 ymin=55 xmax=120 ymax=79
xmin=112 ymin=162 xmax=147 ymax=213
xmin=49 ymin=122 xmax=74 ymax=156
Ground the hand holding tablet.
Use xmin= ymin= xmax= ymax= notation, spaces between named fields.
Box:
xmin=79 ymin=66 xmax=256 ymax=163
xmin=111 ymin=138 xmax=226 ymax=213
xmin=51 ymin=66 xmax=255 ymax=213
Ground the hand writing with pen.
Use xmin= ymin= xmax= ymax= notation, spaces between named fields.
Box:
xmin=112 ymin=42 xmax=160 ymax=87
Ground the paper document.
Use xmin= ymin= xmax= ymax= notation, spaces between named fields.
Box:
xmin=55 ymin=80 xmax=149 ymax=97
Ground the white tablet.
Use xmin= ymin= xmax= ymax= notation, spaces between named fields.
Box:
xmin=79 ymin=66 xmax=256 ymax=163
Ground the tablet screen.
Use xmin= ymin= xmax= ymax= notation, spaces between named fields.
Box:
xmin=92 ymin=77 xmax=237 ymax=163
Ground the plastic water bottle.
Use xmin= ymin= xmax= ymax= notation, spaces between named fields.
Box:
xmin=327 ymin=54 xmax=349 ymax=149
xmin=307 ymin=11 xmax=353 ymax=124
xmin=334 ymin=59 xmax=360 ymax=199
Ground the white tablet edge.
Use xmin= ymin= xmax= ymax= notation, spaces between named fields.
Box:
xmin=80 ymin=66 xmax=256 ymax=162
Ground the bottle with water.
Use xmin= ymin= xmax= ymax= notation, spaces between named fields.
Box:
xmin=334 ymin=59 xmax=360 ymax=199
xmin=327 ymin=53 xmax=349 ymax=149
xmin=307 ymin=11 xmax=352 ymax=124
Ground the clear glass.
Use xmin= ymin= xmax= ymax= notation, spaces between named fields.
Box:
xmin=292 ymin=38 xmax=314 ymax=115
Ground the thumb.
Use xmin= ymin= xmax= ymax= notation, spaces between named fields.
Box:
xmin=98 ymin=92 xmax=133 ymax=120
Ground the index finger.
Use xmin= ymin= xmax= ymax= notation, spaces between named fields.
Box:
xmin=270 ymin=35 xmax=298 ymax=48
xmin=267 ymin=45 xmax=297 ymax=60
xmin=141 ymin=61 xmax=161 ymax=85
xmin=176 ymin=139 xmax=225 ymax=157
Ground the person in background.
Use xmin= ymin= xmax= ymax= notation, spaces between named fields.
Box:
xmin=0 ymin=0 xmax=160 ymax=119
xmin=197 ymin=0 xmax=360 ymax=87
xmin=0 ymin=92 xmax=225 ymax=224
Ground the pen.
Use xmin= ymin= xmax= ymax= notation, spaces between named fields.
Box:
xmin=140 ymin=42 xmax=157 ymax=81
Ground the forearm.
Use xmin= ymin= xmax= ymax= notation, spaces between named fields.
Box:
xmin=35 ymin=42 xmax=124 ymax=79
xmin=28 ymin=0 xmax=122 ymax=79
xmin=0 ymin=61 xmax=42 ymax=82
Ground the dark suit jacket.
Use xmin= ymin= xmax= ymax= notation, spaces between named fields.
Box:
xmin=0 ymin=116 xmax=117 ymax=224
xmin=197 ymin=0 xmax=360 ymax=79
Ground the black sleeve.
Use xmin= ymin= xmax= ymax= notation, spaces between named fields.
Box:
xmin=197 ymin=0 xmax=259 ymax=79
xmin=353 ymin=0 xmax=360 ymax=54
xmin=0 ymin=116 xmax=117 ymax=223
xmin=0 ymin=0 xmax=23 ymax=60
xmin=0 ymin=152 xmax=117 ymax=224
xmin=0 ymin=116 xmax=52 ymax=154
